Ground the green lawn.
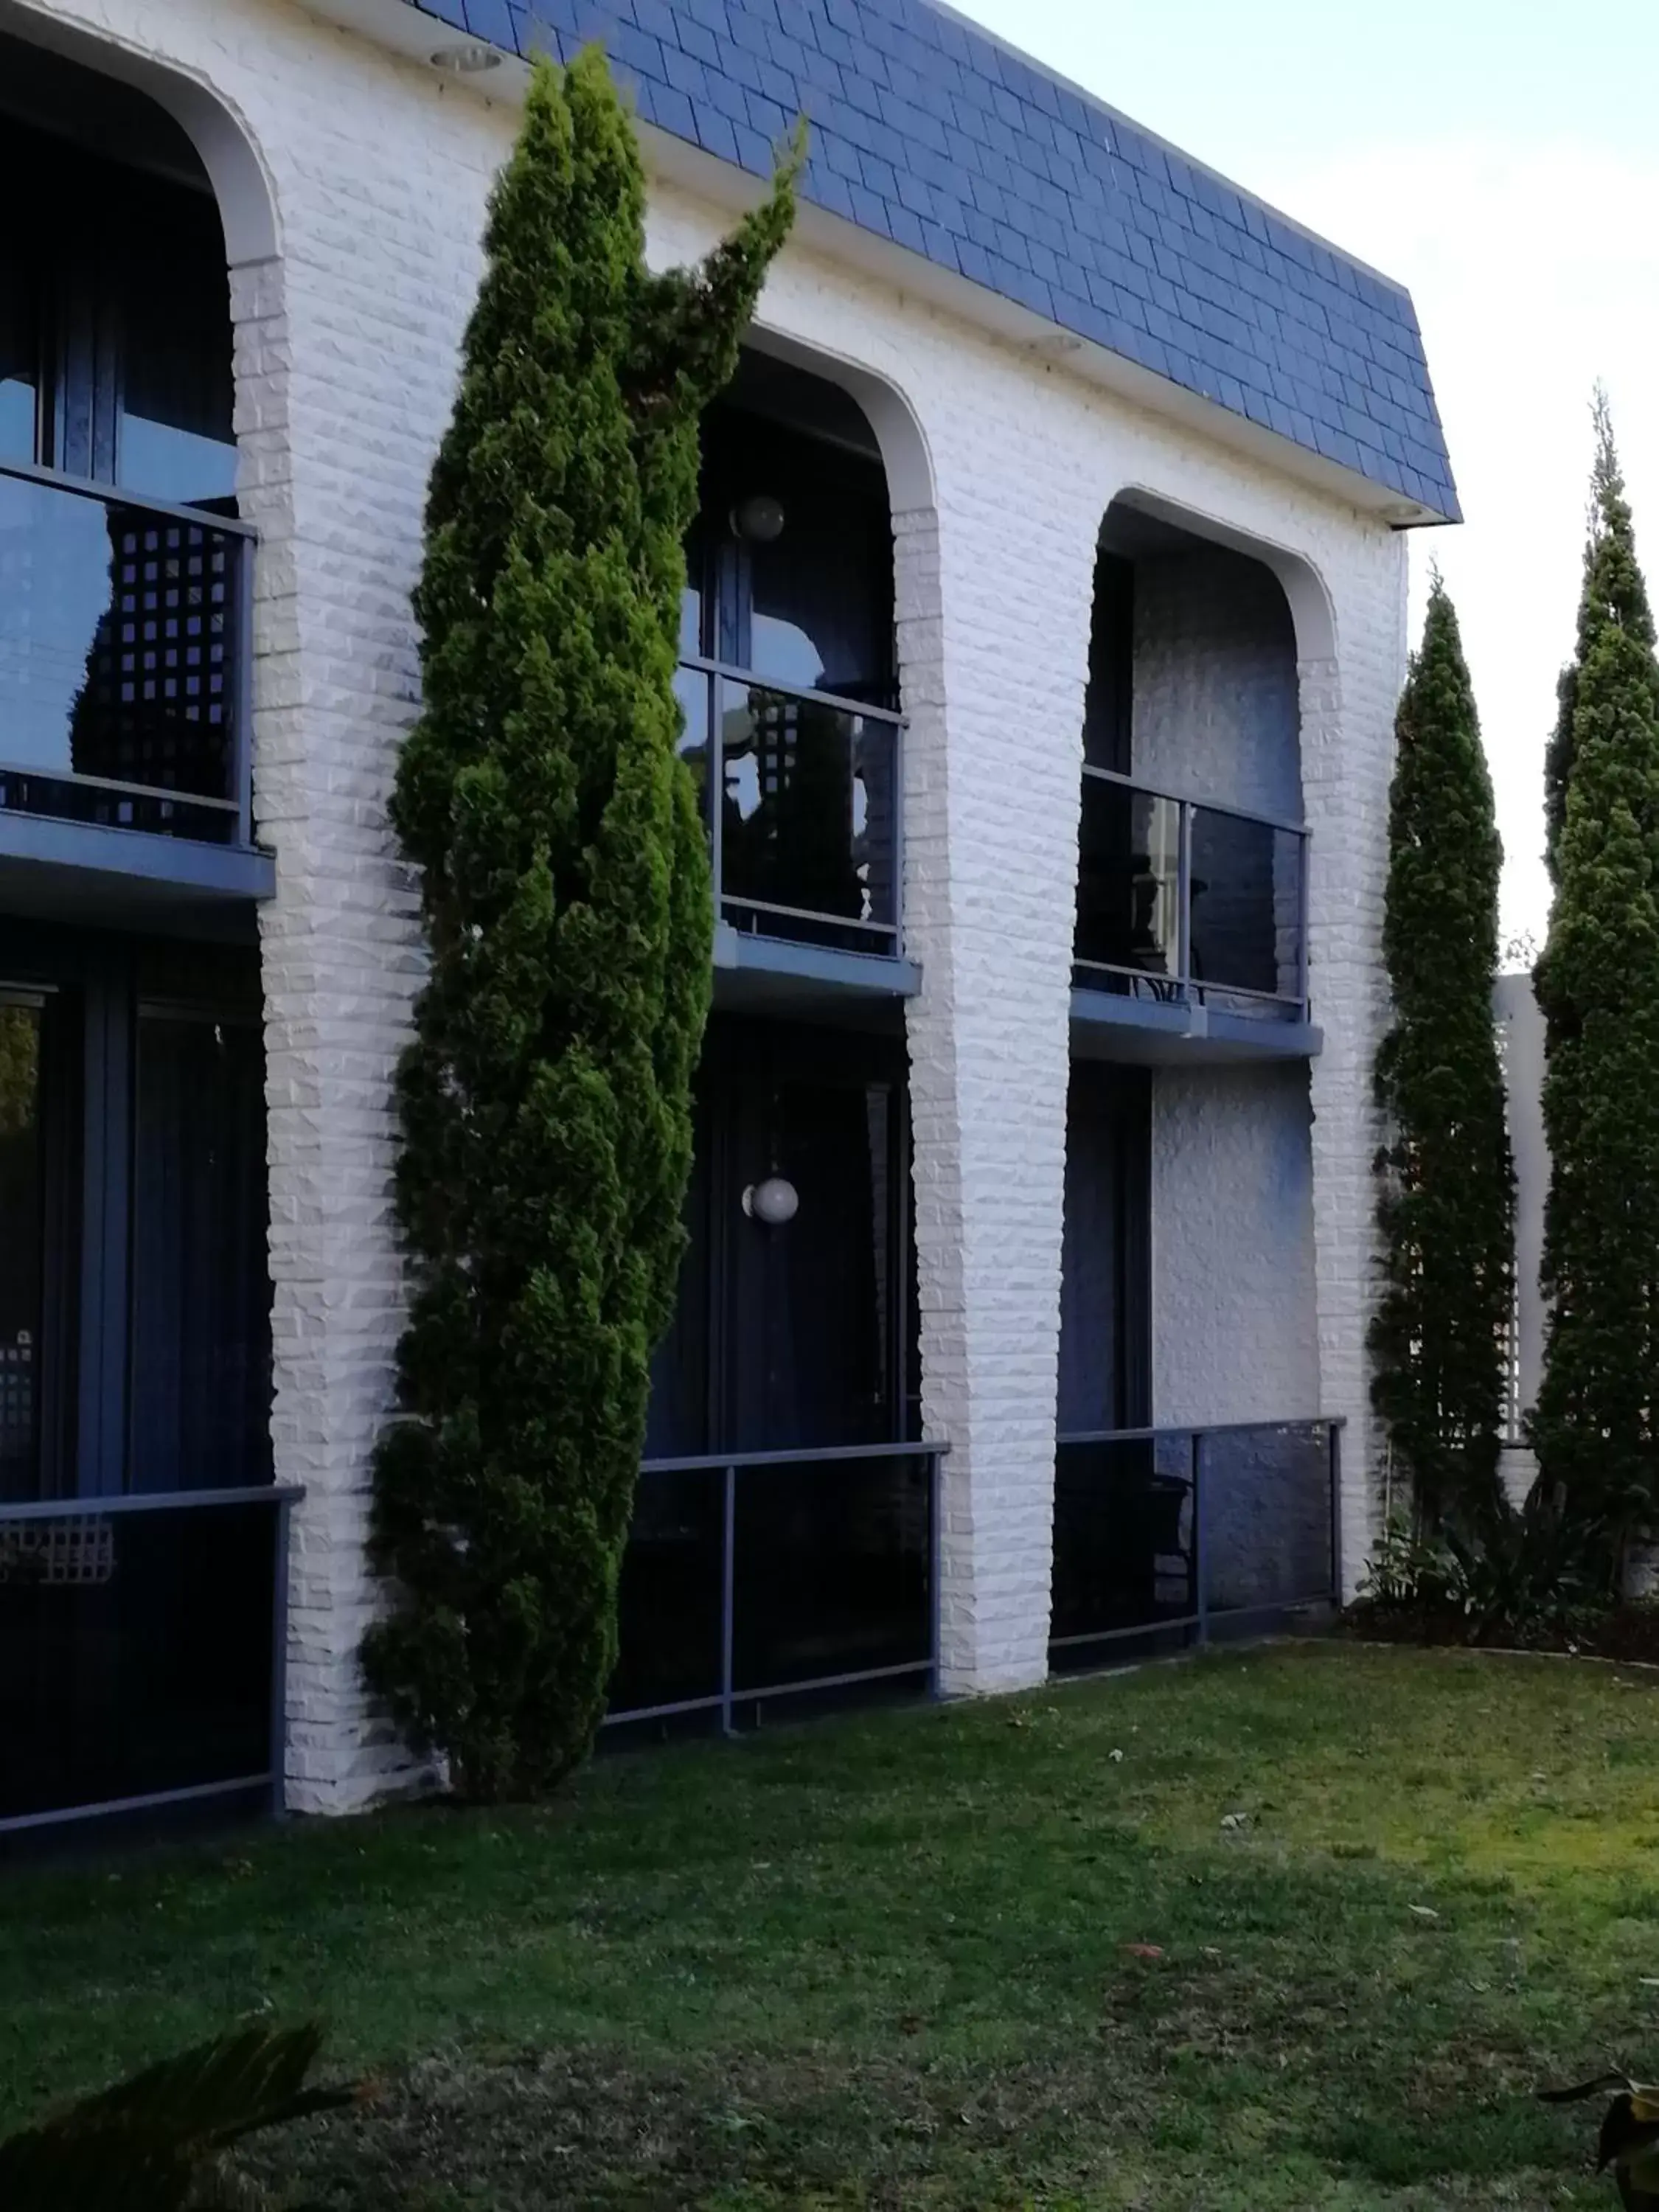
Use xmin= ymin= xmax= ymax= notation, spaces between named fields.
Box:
xmin=5 ymin=1643 xmax=1658 ymax=2208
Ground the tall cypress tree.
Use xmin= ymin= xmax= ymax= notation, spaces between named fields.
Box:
xmin=1543 ymin=389 xmax=1646 ymax=882
xmin=1370 ymin=577 xmax=1513 ymax=1531
xmin=362 ymin=52 xmax=799 ymax=1798
xmin=1532 ymin=403 xmax=1659 ymax=1571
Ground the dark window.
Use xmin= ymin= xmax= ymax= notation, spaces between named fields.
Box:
xmin=129 ymin=1011 xmax=272 ymax=1492
xmin=645 ymin=1018 xmax=915 ymax=1458
xmin=0 ymin=116 xmax=234 ymax=505
xmin=1057 ymin=1065 xmax=1150 ymax=1435
xmin=688 ymin=388 xmax=894 ymax=706
xmin=1083 ymin=553 xmax=1133 ymax=773
xmin=0 ymin=928 xmax=270 ymax=1504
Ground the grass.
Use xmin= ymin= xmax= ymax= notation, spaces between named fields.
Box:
xmin=5 ymin=1642 xmax=1658 ymax=2207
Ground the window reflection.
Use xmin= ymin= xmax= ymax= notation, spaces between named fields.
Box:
xmin=0 ymin=243 xmax=36 ymax=465
xmin=116 ymin=197 xmax=236 ymax=507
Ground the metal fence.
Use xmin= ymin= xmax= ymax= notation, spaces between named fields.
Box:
xmin=675 ymin=658 xmax=904 ymax=958
xmin=0 ymin=458 xmax=256 ymax=849
xmin=0 ymin=1484 xmax=299 ymax=1836
xmin=1049 ymin=1419 xmax=1341 ymax=1663
xmin=605 ymin=1440 xmax=945 ymax=1731
xmin=1073 ymin=765 xmax=1310 ymax=1020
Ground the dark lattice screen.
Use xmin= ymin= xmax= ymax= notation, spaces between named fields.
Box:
xmin=69 ymin=508 xmax=237 ymax=804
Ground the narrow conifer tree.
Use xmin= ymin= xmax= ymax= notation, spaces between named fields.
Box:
xmin=1533 ymin=402 xmax=1659 ymax=1570
xmin=362 ymin=52 xmax=799 ymax=1798
xmin=1543 ymin=389 xmax=1647 ymax=881
xmin=1371 ymin=577 xmax=1514 ymax=1531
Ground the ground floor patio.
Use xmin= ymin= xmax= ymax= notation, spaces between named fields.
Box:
xmin=0 ymin=1642 xmax=1645 ymax=2208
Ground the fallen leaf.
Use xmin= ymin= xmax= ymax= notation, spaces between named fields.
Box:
xmin=1409 ymin=1905 xmax=1439 ymax=1921
xmin=1122 ymin=1943 xmax=1164 ymax=1959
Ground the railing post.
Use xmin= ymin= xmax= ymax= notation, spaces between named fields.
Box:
xmin=233 ymin=531 xmax=256 ymax=849
xmin=1176 ymin=800 xmax=1193 ymax=1000
xmin=708 ymin=671 xmax=724 ymax=928
xmin=1295 ymin=827 xmax=1312 ymax=1017
xmin=1327 ymin=1422 xmax=1343 ymax=1607
xmin=928 ymin=1446 xmax=942 ymax=1699
xmin=720 ymin=1462 xmax=737 ymax=1738
xmin=891 ymin=709 xmax=905 ymax=958
xmin=268 ymin=1493 xmax=293 ymax=1817
xmin=1192 ymin=1431 xmax=1208 ymax=1646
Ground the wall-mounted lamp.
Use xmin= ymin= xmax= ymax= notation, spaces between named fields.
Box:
xmin=742 ymin=1175 xmax=799 ymax=1226
xmin=429 ymin=41 xmax=503 ymax=72
xmin=731 ymin=493 xmax=786 ymax=544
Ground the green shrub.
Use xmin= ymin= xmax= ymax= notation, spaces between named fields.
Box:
xmin=361 ymin=51 xmax=801 ymax=1799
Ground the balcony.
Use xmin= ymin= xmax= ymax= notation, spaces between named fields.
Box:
xmin=605 ymin=1441 xmax=945 ymax=1733
xmin=675 ymin=660 xmax=916 ymax=1012
xmin=0 ymin=1484 xmax=299 ymax=1837
xmin=1071 ymin=766 xmax=1316 ymax=1062
xmin=1049 ymin=1419 xmax=1341 ymax=1667
xmin=0 ymin=460 xmax=271 ymax=919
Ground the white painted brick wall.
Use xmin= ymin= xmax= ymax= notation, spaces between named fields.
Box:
xmin=16 ymin=0 xmax=1408 ymax=1792
xmin=1151 ymin=1062 xmax=1320 ymax=1427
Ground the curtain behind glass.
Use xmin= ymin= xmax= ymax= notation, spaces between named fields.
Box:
xmin=128 ymin=1012 xmax=271 ymax=1491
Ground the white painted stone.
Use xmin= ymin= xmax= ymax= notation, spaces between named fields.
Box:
xmin=10 ymin=0 xmax=1413 ymax=1791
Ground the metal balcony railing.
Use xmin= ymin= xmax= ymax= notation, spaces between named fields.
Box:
xmin=675 ymin=658 xmax=904 ymax=958
xmin=0 ymin=1483 xmax=299 ymax=1835
xmin=1074 ymin=766 xmax=1310 ymax=1020
xmin=1049 ymin=1419 xmax=1342 ymax=1663
xmin=605 ymin=1439 xmax=945 ymax=1731
xmin=0 ymin=459 xmax=255 ymax=849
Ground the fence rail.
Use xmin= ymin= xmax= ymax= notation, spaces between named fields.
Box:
xmin=0 ymin=1483 xmax=299 ymax=1835
xmin=1074 ymin=765 xmax=1310 ymax=1020
xmin=1049 ymin=1419 xmax=1341 ymax=1662
xmin=675 ymin=658 xmax=905 ymax=959
xmin=606 ymin=1440 xmax=946 ymax=1731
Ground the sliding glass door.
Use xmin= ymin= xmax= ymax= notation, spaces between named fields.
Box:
xmin=647 ymin=1015 xmax=916 ymax=1458
xmin=0 ymin=925 xmax=271 ymax=1503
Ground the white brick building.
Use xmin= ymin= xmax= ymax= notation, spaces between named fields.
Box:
xmin=0 ymin=0 xmax=1456 ymax=1829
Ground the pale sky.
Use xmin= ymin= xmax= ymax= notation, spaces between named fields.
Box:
xmin=950 ymin=0 xmax=1659 ymax=946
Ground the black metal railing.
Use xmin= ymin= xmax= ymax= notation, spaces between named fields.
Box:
xmin=0 ymin=1484 xmax=298 ymax=1835
xmin=0 ymin=459 xmax=255 ymax=848
xmin=675 ymin=658 xmax=903 ymax=958
xmin=1049 ymin=1419 xmax=1340 ymax=1664
xmin=1074 ymin=766 xmax=1310 ymax=1020
xmin=605 ymin=1440 xmax=945 ymax=1730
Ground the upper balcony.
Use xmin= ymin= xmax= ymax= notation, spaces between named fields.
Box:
xmin=677 ymin=352 xmax=915 ymax=1017
xmin=1071 ymin=500 xmax=1318 ymax=1065
xmin=0 ymin=460 xmax=269 ymax=919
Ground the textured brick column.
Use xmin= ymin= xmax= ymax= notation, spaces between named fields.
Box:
xmin=896 ymin=467 xmax=1099 ymax=1695
xmin=1301 ymin=560 xmax=1405 ymax=1590
xmin=232 ymin=252 xmax=428 ymax=1812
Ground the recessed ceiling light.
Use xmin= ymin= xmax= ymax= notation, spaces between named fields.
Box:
xmin=430 ymin=41 xmax=502 ymax=72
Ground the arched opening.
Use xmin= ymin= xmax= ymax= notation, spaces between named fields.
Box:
xmin=616 ymin=344 xmax=930 ymax=1737
xmin=0 ymin=25 xmax=280 ymax=1835
xmin=1053 ymin=496 xmax=1328 ymax=1677
xmin=1074 ymin=495 xmax=1308 ymax=1022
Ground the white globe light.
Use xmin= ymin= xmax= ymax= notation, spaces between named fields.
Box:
xmin=731 ymin=493 xmax=786 ymax=544
xmin=742 ymin=1175 xmax=799 ymax=1226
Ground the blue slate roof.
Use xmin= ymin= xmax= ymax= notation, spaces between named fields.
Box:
xmin=409 ymin=0 xmax=1459 ymax=522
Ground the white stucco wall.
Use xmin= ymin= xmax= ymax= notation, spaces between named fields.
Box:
xmin=12 ymin=0 xmax=1408 ymax=1802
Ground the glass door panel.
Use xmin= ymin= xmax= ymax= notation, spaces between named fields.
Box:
xmin=129 ymin=1009 xmax=271 ymax=1492
xmin=0 ymin=998 xmax=44 ymax=1498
